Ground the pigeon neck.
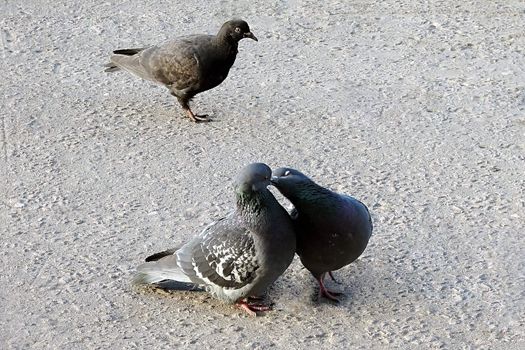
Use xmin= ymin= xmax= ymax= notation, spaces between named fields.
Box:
xmin=215 ymin=31 xmax=240 ymax=51
xmin=289 ymin=183 xmax=336 ymax=213
xmin=236 ymin=189 xmax=272 ymax=222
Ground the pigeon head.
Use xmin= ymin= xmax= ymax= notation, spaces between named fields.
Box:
xmin=221 ymin=19 xmax=258 ymax=42
xmin=234 ymin=163 xmax=272 ymax=194
xmin=270 ymin=167 xmax=313 ymax=198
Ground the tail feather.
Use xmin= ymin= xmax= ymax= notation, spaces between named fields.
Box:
xmin=133 ymin=254 xmax=194 ymax=286
xmin=133 ymin=270 xmax=166 ymax=285
xmin=104 ymin=47 xmax=146 ymax=74
xmin=113 ymin=48 xmax=145 ymax=56
xmin=106 ymin=53 xmax=155 ymax=81
xmin=104 ymin=62 xmax=120 ymax=72
xmin=145 ymin=248 xmax=178 ymax=262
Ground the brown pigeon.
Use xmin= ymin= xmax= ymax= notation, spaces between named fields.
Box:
xmin=105 ymin=19 xmax=257 ymax=122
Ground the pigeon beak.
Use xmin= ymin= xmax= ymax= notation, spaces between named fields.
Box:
xmin=270 ymin=176 xmax=279 ymax=185
xmin=244 ymin=32 xmax=258 ymax=41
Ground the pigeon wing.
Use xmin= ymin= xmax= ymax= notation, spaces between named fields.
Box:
xmin=109 ymin=36 xmax=205 ymax=89
xmin=176 ymin=217 xmax=260 ymax=290
xmin=145 ymin=36 xmax=206 ymax=90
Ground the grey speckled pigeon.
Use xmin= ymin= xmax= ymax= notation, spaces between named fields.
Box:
xmin=134 ymin=163 xmax=296 ymax=315
xmin=271 ymin=168 xmax=373 ymax=302
xmin=105 ymin=19 xmax=257 ymax=122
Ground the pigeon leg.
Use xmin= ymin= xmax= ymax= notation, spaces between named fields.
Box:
xmin=318 ymin=273 xmax=343 ymax=302
xmin=328 ymin=271 xmax=342 ymax=284
xmin=173 ymin=94 xmax=210 ymax=122
xmin=236 ymin=298 xmax=272 ymax=316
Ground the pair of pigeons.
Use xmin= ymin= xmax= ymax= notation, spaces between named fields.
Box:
xmin=134 ymin=163 xmax=373 ymax=316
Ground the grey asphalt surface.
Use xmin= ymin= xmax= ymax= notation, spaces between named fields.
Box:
xmin=1 ymin=1 xmax=524 ymax=349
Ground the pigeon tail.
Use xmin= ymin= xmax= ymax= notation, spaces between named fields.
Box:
xmin=104 ymin=62 xmax=120 ymax=72
xmin=145 ymin=248 xmax=177 ymax=262
xmin=106 ymin=52 xmax=155 ymax=81
xmin=112 ymin=48 xmax=144 ymax=56
xmin=133 ymin=272 xmax=200 ymax=291
xmin=133 ymin=254 xmax=193 ymax=286
xmin=104 ymin=48 xmax=146 ymax=73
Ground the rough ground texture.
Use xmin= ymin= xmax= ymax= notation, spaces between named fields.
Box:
xmin=1 ymin=0 xmax=524 ymax=349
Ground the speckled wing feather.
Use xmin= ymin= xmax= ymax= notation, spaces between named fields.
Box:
xmin=176 ymin=216 xmax=260 ymax=290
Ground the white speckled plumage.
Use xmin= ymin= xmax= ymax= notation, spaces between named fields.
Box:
xmin=134 ymin=163 xmax=296 ymax=311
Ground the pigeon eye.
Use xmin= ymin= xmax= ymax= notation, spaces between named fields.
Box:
xmin=235 ymin=27 xmax=242 ymax=33
xmin=284 ymin=170 xmax=291 ymax=176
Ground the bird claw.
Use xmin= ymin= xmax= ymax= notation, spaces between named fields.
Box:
xmin=319 ymin=287 xmax=343 ymax=302
xmin=236 ymin=298 xmax=272 ymax=316
xmin=247 ymin=304 xmax=272 ymax=312
xmin=194 ymin=114 xmax=211 ymax=122
xmin=185 ymin=109 xmax=211 ymax=122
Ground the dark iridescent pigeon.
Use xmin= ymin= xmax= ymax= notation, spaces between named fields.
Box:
xmin=105 ymin=19 xmax=257 ymax=122
xmin=271 ymin=168 xmax=373 ymax=302
xmin=134 ymin=163 xmax=296 ymax=315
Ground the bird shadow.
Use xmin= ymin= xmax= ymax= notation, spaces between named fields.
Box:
xmin=134 ymin=282 xmax=277 ymax=317
xmin=293 ymin=263 xmax=375 ymax=310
